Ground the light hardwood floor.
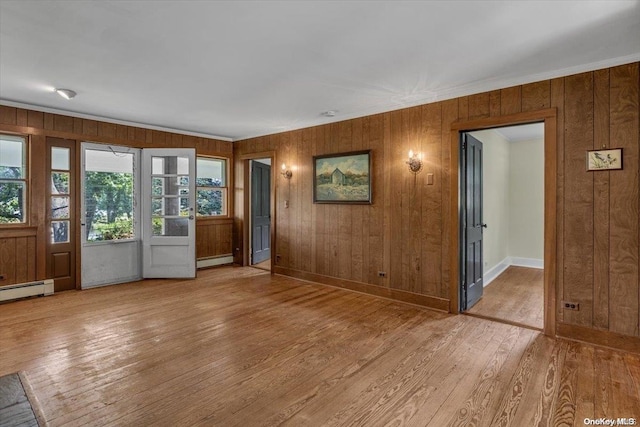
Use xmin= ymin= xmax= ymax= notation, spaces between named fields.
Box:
xmin=0 ymin=267 xmax=638 ymax=426
xmin=467 ymin=266 xmax=544 ymax=330
xmin=253 ymin=259 xmax=271 ymax=271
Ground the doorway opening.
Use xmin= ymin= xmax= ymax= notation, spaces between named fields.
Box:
xmin=459 ymin=123 xmax=545 ymax=330
xmin=250 ymin=158 xmax=272 ymax=271
xmin=80 ymin=143 xmax=197 ymax=288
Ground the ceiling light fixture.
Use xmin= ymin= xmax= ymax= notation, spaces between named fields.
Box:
xmin=55 ymin=88 xmax=77 ymax=100
xmin=321 ymin=110 xmax=337 ymax=117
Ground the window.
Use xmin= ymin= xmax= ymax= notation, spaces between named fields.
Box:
xmin=196 ymin=157 xmax=227 ymax=216
xmin=0 ymin=134 xmax=27 ymax=224
xmin=84 ymin=148 xmax=135 ymax=241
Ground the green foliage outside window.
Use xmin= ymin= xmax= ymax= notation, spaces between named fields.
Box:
xmin=196 ymin=157 xmax=227 ymax=216
xmin=84 ymin=171 xmax=134 ymax=241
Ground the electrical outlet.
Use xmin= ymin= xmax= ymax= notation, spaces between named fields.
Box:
xmin=378 ymin=271 xmax=386 ymax=278
xmin=562 ymin=301 xmax=580 ymax=311
xmin=276 ymin=254 xmax=281 ymax=264
xmin=0 ymin=274 xmax=5 ymax=280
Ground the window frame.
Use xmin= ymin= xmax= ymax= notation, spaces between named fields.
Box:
xmin=196 ymin=156 xmax=229 ymax=218
xmin=0 ymin=133 xmax=29 ymax=226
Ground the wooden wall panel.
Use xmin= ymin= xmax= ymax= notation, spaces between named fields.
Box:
xmin=562 ymin=72 xmax=595 ymax=327
xmin=234 ymin=62 xmax=640 ymax=343
xmin=0 ymin=234 xmax=37 ymax=286
xmin=593 ymin=69 xmax=611 ymax=329
xmin=522 ymin=81 xmax=551 ymax=112
xmin=608 ymin=63 xmax=640 ymax=336
xmin=550 ymin=77 xmax=565 ymax=323
xmin=468 ymin=92 xmax=490 ymax=120
xmin=196 ymin=222 xmax=233 ymax=259
xmin=500 ymin=86 xmax=522 ymax=115
xmin=0 ymin=237 xmax=16 ymax=284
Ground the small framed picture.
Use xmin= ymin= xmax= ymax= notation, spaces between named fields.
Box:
xmin=587 ymin=148 xmax=623 ymax=171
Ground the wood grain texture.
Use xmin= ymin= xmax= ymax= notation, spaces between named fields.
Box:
xmin=550 ymin=77 xmax=565 ymax=326
xmin=500 ymin=86 xmax=522 ymax=115
xmin=467 ymin=266 xmax=544 ymax=330
xmin=196 ymin=221 xmax=233 ymax=259
xmin=562 ymin=71 xmax=595 ymax=327
xmin=0 ymin=267 xmax=638 ymax=426
xmin=608 ymin=63 xmax=639 ymax=336
xmin=522 ymin=81 xmax=551 ymax=112
xmin=593 ymin=68 xmax=611 ymax=330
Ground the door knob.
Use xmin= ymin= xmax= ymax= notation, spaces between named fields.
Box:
xmin=481 ymin=223 xmax=487 ymax=228
xmin=188 ymin=215 xmax=194 ymax=220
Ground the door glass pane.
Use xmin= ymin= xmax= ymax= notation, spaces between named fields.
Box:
xmin=152 ymin=157 xmax=164 ymax=175
xmin=151 ymin=156 xmax=189 ymax=176
xmin=84 ymin=149 xmax=135 ymax=242
xmin=51 ymin=172 xmax=69 ymax=194
xmin=52 ymin=147 xmax=70 ymax=170
xmin=51 ymin=196 xmax=69 ymax=219
xmin=51 ymin=220 xmax=69 ymax=243
xmin=177 ymin=157 xmax=189 ymax=175
xmin=152 ymin=217 xmax=188 ymax=236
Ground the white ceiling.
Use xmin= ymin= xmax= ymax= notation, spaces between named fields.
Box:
xmin=1 ymin=1 xmax=639 ymax=141
xmin=494 ymin=123 xmax=544 ymax=143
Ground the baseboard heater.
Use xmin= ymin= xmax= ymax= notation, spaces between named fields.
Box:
xmin=0 ymin=279 xmax=54 ymax=303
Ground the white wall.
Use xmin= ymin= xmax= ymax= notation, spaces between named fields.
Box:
xmin=471 ymin=129 xmax=510 ymax=273
xmin=508 ymin=138 xmax=544 ymax=261
xmin=470 ymin=130 xmax=544 ymax=285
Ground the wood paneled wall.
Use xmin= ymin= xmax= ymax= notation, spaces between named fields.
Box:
xmin=0 ymin=107 xmax=233 ymax=286
xmin=0 ymin=228 xmax=37 ymax=286
xmin=196 ymin=220 xmax=233 ymax=259
xmin=234 ymin=62 xmax=640 ymax=341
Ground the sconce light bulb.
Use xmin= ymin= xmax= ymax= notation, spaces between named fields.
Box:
xmin=281 ymin=163 xmax=286 ymax=171
xmin=408 ymin=150 xmax=414 ymax=158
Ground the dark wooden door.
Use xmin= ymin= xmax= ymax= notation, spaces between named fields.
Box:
xmin=46 ymin=138 xmax=76 ymax=291
xmin=461 ymin=133 xmax=484 ymax=310
xmin=251 ymin=161 xmax=271 ymax=264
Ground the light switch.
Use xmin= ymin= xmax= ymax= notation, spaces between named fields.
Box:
xmin=427 ymin=173 xmax=434 ymax=185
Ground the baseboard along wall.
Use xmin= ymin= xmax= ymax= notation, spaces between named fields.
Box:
xmin=484 ymin=256 xmax=543 ymax=287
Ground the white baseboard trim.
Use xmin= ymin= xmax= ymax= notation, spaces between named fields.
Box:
xmin=509 ymin=257 xmax=544 ymax=269
xmin=197 ymin=255 xmax=234 ymax=269
xmin=484 ymin=256 xmax=543 ymax=287
xmin=483 ymin=258 xmax=511 ymax=287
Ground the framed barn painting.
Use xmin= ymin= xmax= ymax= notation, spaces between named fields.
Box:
xmin=586 ymin=148 xmax=623 ymax=171
xmin=313 ymin=150 xmax=371 ymax=204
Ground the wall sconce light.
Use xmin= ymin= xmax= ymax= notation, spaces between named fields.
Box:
xmin=406 ymin=150 xmax=423 ymax=173
xmin=281 ymin=163 xmax=292 ymax=179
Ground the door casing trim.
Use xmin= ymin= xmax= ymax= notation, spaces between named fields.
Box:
xmin=450 ymin=108 xmax=557 ymax=337
xmin=239 ymin=151 xmax=276 ymax=271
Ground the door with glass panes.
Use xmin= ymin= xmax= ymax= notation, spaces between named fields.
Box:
xmin=46 ymin=138 xmax=76 ymax=291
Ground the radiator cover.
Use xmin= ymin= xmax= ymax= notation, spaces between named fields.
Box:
xmin=0 ymin=280 xmax=54 ymax=302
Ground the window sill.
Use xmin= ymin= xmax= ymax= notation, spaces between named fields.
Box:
xmin=0 ymin=226 xmax=37 ymax=238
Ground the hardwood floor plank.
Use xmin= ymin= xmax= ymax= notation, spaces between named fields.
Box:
xmin=0 ymin=266 xmax=639 ymax=426
xmin=467 ymin=266 xmax=543 ymax=329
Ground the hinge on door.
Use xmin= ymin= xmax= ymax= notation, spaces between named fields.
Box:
xmin=462 ymin=141 xmax=466 ymax=150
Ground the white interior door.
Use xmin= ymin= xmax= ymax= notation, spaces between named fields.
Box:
xmin=142 ymin=148 xmax=196 ymax=278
